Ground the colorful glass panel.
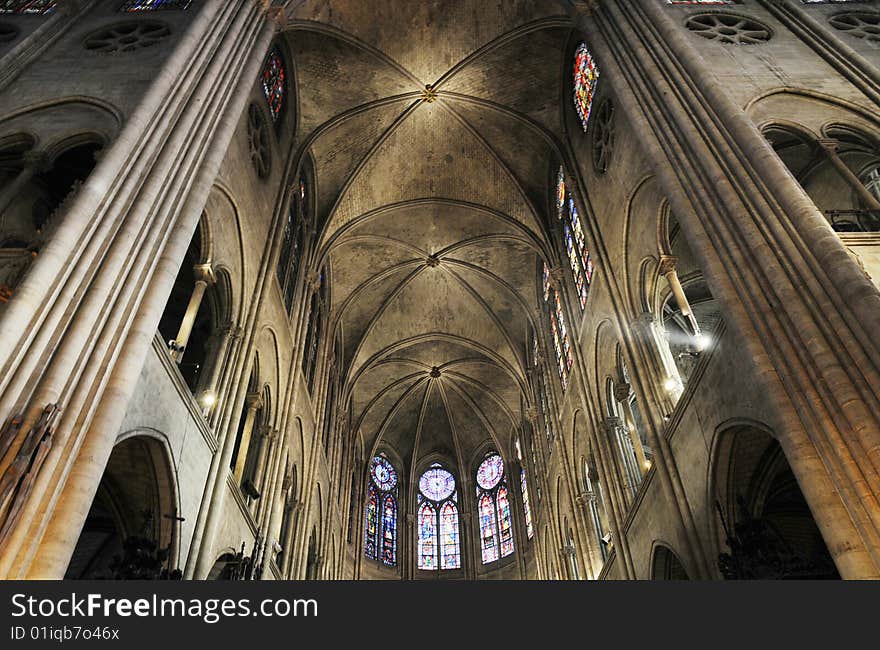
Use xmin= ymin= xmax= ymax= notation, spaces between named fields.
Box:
xmin=556 ymin=167 xmax=566 ymax=216
xmin=419 ymin=466 xmax=455 ymax=501
xmin=542 ymin=263 xmax=552 ymax=303
xmin=440 ymin=501 xmax=461 ymax=569
xmin=364 ymin=485 xmax=378 ymax=560
xmin=521 ymin=468 xmax=534 ymax=539
xmin=381 ymin=495 xmax=396 ymax=565
xmin=476 ymin=454 xmax=504 ymax=490
xmin=497 ymin=484 xmax=514 ymax=558
xmin=564 ymin=222 xmax=588 ymax=310
xmin=370 ymin=455 xmax=397 ymax=491
xmin=261 ymin=49 xmax=286 ymax=123
xmin=120 ymin=0 xmax=192 ymax=10
xmin=0 ymin=0 xmax=54 ymax=13
xmin=479 ymin=492 xmax=499 ymax=564
xmin=417 ymin=500 xmax=437 ymax=570
xmin=573 ymin=43 xmax=599 ymax=132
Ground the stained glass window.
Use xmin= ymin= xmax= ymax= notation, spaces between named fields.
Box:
xmin=417 ymin=464 xmax=460 ymax=570
xmin=278 ymin=174 xmax=307 ymax=316
xmin=555 ymin=167 xmax=594 ymax=310
xmin=542 ymin=264 xmax=574 ymax=391
xmin=0 ymin=0 xmax=54 ymax=13
xmin=364 ymin=486 xmax=378 ymax=560
xmin=371 ymin=455 xmax=397 ymax=491
xmin=521 ymin=468 xmax=534 ymax=539
xmin=364 ymin=454 xmax=398 ymax=566
xmin=261 ymin=48 xmax=286 ymax=123
xmin=573 ymin=43 xmax=599 ymax=132
xmin=479 ymin=493 xmax=498 ymax=564
xmin=476 ymin=453 xmax=515 ymax=564
xmin=418 ymin=501 xmax=437 ymax=570
xmin=440 ymin=502 xmax=460 ymax=569
xmin=120 ymin=0 xmax=192 ymax=10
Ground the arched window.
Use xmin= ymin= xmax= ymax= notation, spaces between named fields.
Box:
xmin=476 ymin=453 xmax=515 ymax=564
xmin=532 ymin=335 xmax=557 ymax=445
xmin=277 ymin=174 xmax=307 ymax=315
xmin=364 ymin=455 xmax=397 ymax=566
xmin=520 ymin=468 xmax=534 ymax=539
xmin=556 ymin=168 xmax=594 ymax=310
xmin=417 ymin=464 xmax=460 ymax=570
xmin=573 ymin=42 xmax=599 ymax=132
xmin=542 ymin=262 xmax=573 ymax=391
xmin=302 ymin=268 xmax=327 ymax=392
xmin=261 ymin=48 xmax=286 ymax=123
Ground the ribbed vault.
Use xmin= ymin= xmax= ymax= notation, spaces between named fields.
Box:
xmin=283 ymin=0 xmax=573 ymax=478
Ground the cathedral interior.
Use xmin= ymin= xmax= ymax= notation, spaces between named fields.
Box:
xmin=0 ymin=0 xmax=879 ymax=581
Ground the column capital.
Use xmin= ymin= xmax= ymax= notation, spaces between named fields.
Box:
xmin=246 ymin=392 xmax=264 ymax=411
xmin=613 ymin=382 xmax=632 ymax=403
xmin=603 ymin=416 xmax=624 ymax=433
xmin=658 ymin=254 xmax=677 ymax=276
xmin=817 ymin=137 xmax=840 ymax=153
xmin=193 ymin=263 xmax=216 ymax=285
xmin=631 ymin=311 xmax=655 ymax=332
xmin=524 ymin=407 xmax=539 ymax=425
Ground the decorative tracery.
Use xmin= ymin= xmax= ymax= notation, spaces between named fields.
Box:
xmin=417 ymin=464 xmax=460 ymax=570
xmin=476 ymin=453 xmax=515 ymax=564
xmin=364 ymin=455 xmax=398 ymax=566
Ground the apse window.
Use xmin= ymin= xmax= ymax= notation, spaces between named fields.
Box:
xmin=364 ymin=455 xmax=398 ymax=567
xmin=417 ymin=464 xmax=461 ymax=570
xmin=476 ymin=453 xmax=515 ymax=564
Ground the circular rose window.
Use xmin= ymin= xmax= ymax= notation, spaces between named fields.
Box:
xmin=419 ymin=465 xmax=456 ymax=501
xmin=476 ymin=454 xmax=504 ymax=490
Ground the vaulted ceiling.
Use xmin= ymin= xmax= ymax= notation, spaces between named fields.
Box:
xmin=283 ymin=0 xmax=574 ymax=478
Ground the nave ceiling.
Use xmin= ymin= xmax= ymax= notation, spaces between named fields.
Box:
xmin=282 ymin=0 xmax=575 ymax=478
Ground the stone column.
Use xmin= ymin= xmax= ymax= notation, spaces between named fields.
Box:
xmin=233 ymin=392 xmax=263 ymax=483
xmin=169 ymin=263 xmax=215 ymax=362
xmin=614 ymin=382 xmax=648 ymax=475
xmin=573 ymin=0 xmax=880 ymax=577
xmin=4 ymin=1 xmax=277 ymax=579
xmin=817 ymin=138 xmax=880 ymax=213
xmin=659 ymin=255 xmax=699 ymax=334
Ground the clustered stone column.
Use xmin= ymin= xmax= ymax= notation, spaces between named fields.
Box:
xmin=572 ymin=0 xmax=880 ymax=578
xmin=0 ymin=0 xmax=277 ymax=579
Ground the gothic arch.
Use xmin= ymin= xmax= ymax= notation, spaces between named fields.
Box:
xmin=650 ymin=542 xmax=690 ymax=580
xmin=66 ymin=431 xmax=179 ymax=579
